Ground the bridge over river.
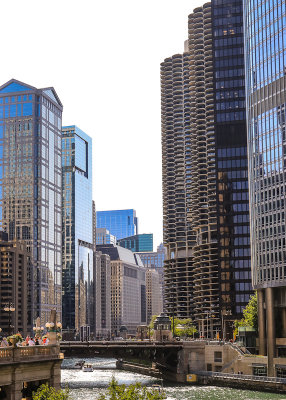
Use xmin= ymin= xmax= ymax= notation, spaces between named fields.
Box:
xmin=60 ymin=340 xmax=183 ymax=381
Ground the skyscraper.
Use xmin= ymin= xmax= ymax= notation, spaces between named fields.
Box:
xmin=96 ymin=228 xmax=117 ymax=246
xmin=96 ymin=209 xmax=138 ymax=240
xmin=0 ymin=79 xmax=63 ymax=324
xmin=117 ymin=233 xmax=153 ymax=252
xmin=161 ymin=1 xmax=252 ymax=337
xmin=244 ymin=0 xmax=286 ymax=373
xmin=62 ymin=125 xmax=94 ymax=336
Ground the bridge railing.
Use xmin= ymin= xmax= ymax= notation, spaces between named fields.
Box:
xmin=0 ymin=345 xmax=60 ymax=364
xmin=197 ymin=370 xmax=286 ymax=384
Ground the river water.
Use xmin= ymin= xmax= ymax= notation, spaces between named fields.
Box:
xmin=61 ymin=358 xmax=286 ymax=400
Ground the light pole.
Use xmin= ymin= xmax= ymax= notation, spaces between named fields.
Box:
xmin=4 ymin=302 xmax=15 ymax=336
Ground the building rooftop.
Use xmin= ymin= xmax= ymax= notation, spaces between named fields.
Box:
xmin=96 ymin=244 xmax=144 ymax=267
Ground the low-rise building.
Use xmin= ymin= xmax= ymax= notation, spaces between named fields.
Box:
xmin=97 ymin=244 xmax=146 ymax=335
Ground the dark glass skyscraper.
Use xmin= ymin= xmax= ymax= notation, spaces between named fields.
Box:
xmin=62 ymin=126 xmax=94 ymax=336
xmin=0 ymin=79 xmax=63 ymax=325
xmin=96 ymin=209 xmax=138 ymax=240
xmin=161 ymin=1 xmax=252 ymax=337
xmin=244 ymin=0 xmax=286 ymax=374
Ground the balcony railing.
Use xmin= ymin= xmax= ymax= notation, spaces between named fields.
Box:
xmin=0 ymin=345 xmax=60 ymax=364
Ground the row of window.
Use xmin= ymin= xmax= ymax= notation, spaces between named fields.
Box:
xmin=234 ymin=214 xmax=249 ymax=223
xmin=215 ymin=57 xmax=244 ymax=68
xmin=214 ymin=36 xmax=244 ymax=47
xmin=214 ymin=26 xmax=243 ymax=37
xmin=232 ymin=192 xmax=249 ymax=201
xmin=218 ymin=170 xmax=248 ymax=179
xmin=216 ymin=79 xmax=245 ymax=89
xmin=217 ymin=111 xmax=246 ymax=122
xmin=0 ymin=103 xmax=33 ymax=118
xmin=234 ymin=237 xmax=251 ymax=246
xmin=218 ymin=147 xmax=247 ymax=157
xmin=218 ymin=159 xmax=248 ymax=169
xmin=215 ymin=47 xmax=244 ymax=58
xmin=215 ymin=68 xmax=244 ymax=79
xmin=213 ymin=5 xmax=242 ymax=16
xmin=235 ymin=271 xmax=252 ymax=280
xmin=216 ymin=100 xmax=245 ymax=110
xmin=0 ymin=94 xmax=33 ymax=104
xmin=257 ymin=198 xmax=285 ymax=213
xmin=213 ymin=15 xmax=243 ymax=26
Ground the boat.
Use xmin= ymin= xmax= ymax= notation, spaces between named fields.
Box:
xmin=82 ymin=364 xmax=93 ymax=372
xmin=74 ymin=360 xmax=85 ymax=369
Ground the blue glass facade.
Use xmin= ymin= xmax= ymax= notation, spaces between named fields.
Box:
xmin=0 ymin=79 xmax=63 ymax=326
xmin=244 ymin=0 xmax=286 ymax=362
xmin=244 ymin=0 xmax=286 ymax=289
xmin=117 ymin=234 xmax=153 ymax=252
xmin=62 ymin=126 xmax=94 ymax=335
xmin=96 ymin=209 xmax=138 ymax=240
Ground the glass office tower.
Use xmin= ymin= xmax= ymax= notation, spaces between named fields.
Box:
xmin=117 ymin=233 xmax=153 ymax=252
xmin=244 ymin=0 xmax=286 ymax=373
xmin=0 ymin=79 xmax=62 ymax=325
xmin=96 ymin=209 xmax=138 ymax=240
xmin=62 ymin=126 xmax=94 ymax=336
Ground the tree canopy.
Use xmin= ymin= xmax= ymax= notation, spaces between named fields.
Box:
xmin=98 ymin=377 xmax=166 ymax=400
xmin=234 ymin=291 xmax=258 ymax=334
xmin=148 ymin=315 xmax=197 ymax=337
xmin=32 ymin=384 xmax=69 ymax=400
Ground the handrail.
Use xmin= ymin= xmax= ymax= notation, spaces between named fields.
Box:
xmin=197 ymin=371 xmax=286 ymax=384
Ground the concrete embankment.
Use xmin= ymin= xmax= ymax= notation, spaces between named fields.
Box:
xmin=116 ymin=361 xmax=162 ymax=379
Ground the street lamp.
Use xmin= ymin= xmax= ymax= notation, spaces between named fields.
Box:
xmin=4 ymin=302 xmax=15 ymax=336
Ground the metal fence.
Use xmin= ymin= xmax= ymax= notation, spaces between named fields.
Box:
xmin=198 ymin=370 xmax=286 ymax=384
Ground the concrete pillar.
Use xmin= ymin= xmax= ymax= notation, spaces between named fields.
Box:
xmin=257 ymin=289 xmax=266 ymax=355
xmin=10 ymin=380 xmax=22 ymax=400
xmin=50 ymin=362 xmax=61 ymax=391
xmin=265 ymin=287 xmax=276 ymax=377
xmin=281 ymin=308 xmax=286 ymax=338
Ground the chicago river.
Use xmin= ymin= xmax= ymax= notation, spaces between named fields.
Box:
xmin=61 ymin=358 xmax=286 ymax=399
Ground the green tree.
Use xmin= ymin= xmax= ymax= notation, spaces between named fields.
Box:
xmin=32 ymin=384 xmax=69 ymax=400
xmin=148 ymin=315 xmax=197 ymax=338
xmin=234 ymin=291 xmax=258 ymax=335
xmin=98 ymin=377 xmax=166 ymax=400
xmin=171 ymin=318 xmax=197 ymax=337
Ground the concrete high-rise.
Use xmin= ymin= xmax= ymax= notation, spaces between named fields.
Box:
xmin=94 ymin=251 xmax=111 ymax=339
xmin=97 ymin=244 xmax=146 ymax=335
xmin=146 ymin=268 xmax=163 ymax=324
xmin=62 ymin=126 xmax=94 ymax=336
xmin=0 ymin=232 xmax=29 ymax=335
xmin=161 ymin=1 xmax=252 ymax=337
xmin=0 ymin=79 xmax=63 ymax=325
xmin=244 ymin=0 xmax=286 ymax=373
